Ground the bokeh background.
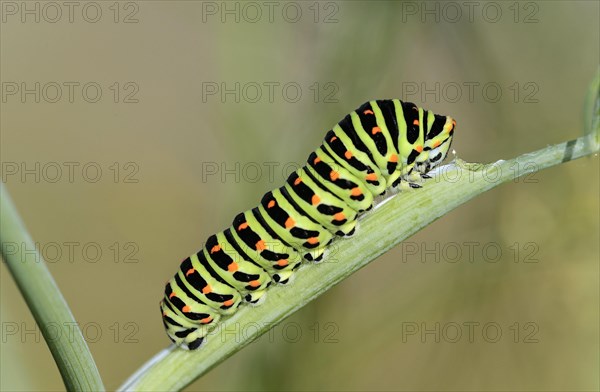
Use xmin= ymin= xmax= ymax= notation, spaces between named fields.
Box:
xmin=1 ymin=1 xmax=598 ymax=391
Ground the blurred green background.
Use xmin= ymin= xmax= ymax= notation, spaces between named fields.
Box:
xmin=1 ymin=1 xmax=598 ymax=391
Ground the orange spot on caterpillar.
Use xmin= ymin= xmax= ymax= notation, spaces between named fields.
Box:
xmin=277 ymin=259 xmax=289 ymax=267
xmin=202 ymin=285 xmax=212 ymax=294
xmin=330 ymin=171 xmax=340 ymax=181
xmin=330 ymin=136 xmax=337 ymax=142
xmin=311 ymin=194 xmax=320 ymax=205
xmin=186 ymin=268 xmax=195 ymax=276
xmin=313 ymin=157 xmax=321 ymax=164
xmin=415 ymin=145 xmax=423 ymax=153
xmin=211 ymin=244 xmax=221 ymax=253
xmin=249 ymin=280 xmax=261 ymax=288
xmin=444 ymin=122 xmax=454 ymax=133
xmin=413 ymin=119 xmax=419 ymax=126
xmin=344 ymin=150 xmax=353 ymax=159
xmin=169 ymin=292 xmax=176 ymax=299
xmin=200 ymin=316 xmax=212 ymax=324
xmin=285 ymin=217 xmax=295 ymax=228
xmin=371 ymin=126 xmax=381 ymax=135
xmin=389 ymin=154 xmax=398 ymax=163
xmin=223 ymin=299 xmax=234 ymax=307
xmin=363 ymin=109 xmax=374 ymax=115
xmin=294 ymin=177 xmax=302 ymax=186
xmin=333 ymin=212 xmax=345 ymax=221
xmin=350 ymin=187 xmax=362 ymax=196
xmin=366 ymin=173 xmax=378 ymax=181
xmin=238 ymin=222 xmax=249 ymax=230
xmin=432 ymin=140 xmax=441 ymax=148
xmin=256 ymin=240 xmax=266 ymax=250
xmin=182 ymin=305 xmax=191 ymax=313
xmin=267 ymin=200 xmax=275 ymax=208
xmin=227 ymin=262 xmax=239 ymax=272
xmin=162 ymin=312 xmax=167 ymax=317
xmin=307 ymin=237 xmax=319 ymax=245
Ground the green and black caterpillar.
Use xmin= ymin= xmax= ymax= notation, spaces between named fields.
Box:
xmin=161 ymin=99 xmax=456 ymax=350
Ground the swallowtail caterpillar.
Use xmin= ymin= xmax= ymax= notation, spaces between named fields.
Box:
xmin=161 ymin=99 xmax=456 ymax=350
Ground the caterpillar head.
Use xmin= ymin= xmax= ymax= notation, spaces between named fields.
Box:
xmin=414 ymin=115 xmax=456 ymax=174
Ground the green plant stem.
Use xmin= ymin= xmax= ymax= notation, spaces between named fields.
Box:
xmin=118 ymin=133 xmax=599 ymax=392
xmin=0 ymin=184 xmax=105 ymax=391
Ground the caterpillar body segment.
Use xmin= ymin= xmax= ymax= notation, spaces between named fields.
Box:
xmin=208 ymin=231 xmax=272 ymax=301
xmin=161 ymin=99 xmax=456 ymax=349
xmin=178 ymin=254 xmax=242 ymax=314
xmin=307 ymin=148 xmax=374 ymax=213
xmin=284 ymin=169 xmax=358 ymax=236
xmin=322 ymin=129 xmax=388 ymax=196
xmin=229 ymin=210 xmax=302 ymax=282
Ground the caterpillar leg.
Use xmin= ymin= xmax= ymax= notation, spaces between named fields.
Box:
xmin=244 ymin=290 xmax=268 ymax=305
xmin=390 ymin=177 xmax=423 ymax=191
xmin=336 ymin=224 xmax=357 ymax=237
xmin=302 ymin=246 xmax=330 ymax=262
xmin=182 ymin=330 xmax=208 ymax=350
xmin=273 ymin=269 xmax=296 ymax=285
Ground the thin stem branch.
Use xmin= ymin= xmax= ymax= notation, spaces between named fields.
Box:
xmin=0 ymin=184 xmax=105 ymax=391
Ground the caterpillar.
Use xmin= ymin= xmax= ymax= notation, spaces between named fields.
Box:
xmin=160 ymin=99 xmax=456 ymax=350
